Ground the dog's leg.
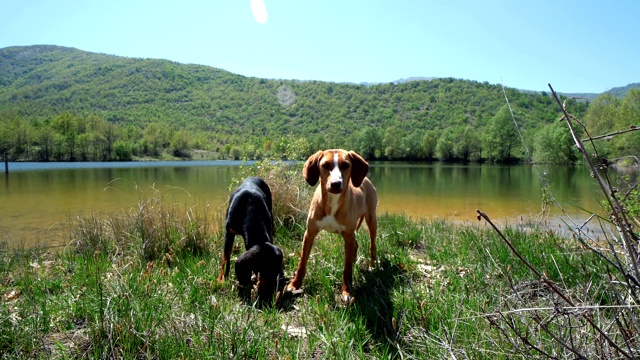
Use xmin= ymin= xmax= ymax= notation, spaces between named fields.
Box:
xmin=286 ymin=226 xmax=319 ymax=292
xmin=366 ymin=214 xmax=377 ymax=269
xmin=341 ymin=232 xmax=358 ymax=300
xmin=217 ymin=230 xmax=236 ymax=282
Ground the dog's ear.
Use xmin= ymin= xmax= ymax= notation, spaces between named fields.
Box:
xmin=303 ymin=150 xmax=323 ymax=186
xmin=348 ymin=151 xmax=369 ymax=188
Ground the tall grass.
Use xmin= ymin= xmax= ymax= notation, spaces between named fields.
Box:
xmin=0 ymin=160 xmax=612 ymax=358
xmin=230 ymin=159 xmax=314 ymax=233
xmin=67 ymin=185 xmax=213 ymax=262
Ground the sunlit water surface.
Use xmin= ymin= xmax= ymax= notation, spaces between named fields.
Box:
xmin=0 ymin=161 xmax=604 ymax=248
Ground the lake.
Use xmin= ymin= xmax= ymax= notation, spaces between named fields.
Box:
xmin=1 ymin=161 xmax=604 ymax=249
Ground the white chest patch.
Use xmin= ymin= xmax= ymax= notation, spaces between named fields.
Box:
xmin=316 ymin=215 xmax=346 ymax=233
xmin=326 ymin=192 xmax=340 ymax=216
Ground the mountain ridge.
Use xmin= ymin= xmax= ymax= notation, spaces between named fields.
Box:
xmin=2 ymin=45 xmax=636 ymax=98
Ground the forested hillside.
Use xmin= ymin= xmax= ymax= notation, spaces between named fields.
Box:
xmin=0 ymin=45 xmax=638 ymax=163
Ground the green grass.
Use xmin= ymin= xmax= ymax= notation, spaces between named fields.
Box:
xmin=0 ymin=199 xmax=609 ymax=359
xmin=0 ymin=161 xmax=625 ymax=359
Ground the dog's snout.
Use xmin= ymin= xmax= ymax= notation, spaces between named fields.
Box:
xmin=330 ymin=180 xmax=342 ymax=192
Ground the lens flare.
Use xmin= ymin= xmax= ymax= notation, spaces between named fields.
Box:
xmin=250 ymin=0 xmax=268 ymax=24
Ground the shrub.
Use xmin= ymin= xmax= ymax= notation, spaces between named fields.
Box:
xmin=230 ymin=159 xmax=313 ymax=232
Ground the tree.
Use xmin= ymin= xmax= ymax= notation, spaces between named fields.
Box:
xmin=262 ymin=138 xmax=274 ymax=156
xmin=229 ymin=146 xmax=242 ymax=160
xmin=170 ymin=130 xmax=191 ymax=158
xmin=483 ymin=106 xmax=521 ymax=163
xmin=383 ymin=127 xmax=406 ymax=160
xmin=283 ymin=137 xmax=310 ymax=160
xmin=77 ymin=133 xmax=91 ymax=160
xmin=85 ymin=115 xmax=108 ymax=160
xmin=51 ymin=112 xmax=78 ymax=160
xmin=34 ymin=122 xmax=54 ymax=161
xmin=114 ymin=140 xmax=133 ymax=161
xmin=422 ymin=130 xmax=438 ymax=160
xmin=0 ymin=117 xmax=11 ymax=161
xmin=142 ymin=123 xmax=168 ymax=157
xmin=402 ymin=129 xmax=425 ymax=160
xmin=356 ymin=127 xmax=382 ymax=159
xmin=584 ymin=93 xmax=620 ymax=136
xmin=103 ymin=122 xmax=119 ymax=160
xmin=533 ymin=122 xmax=578 ymax=164
xmin=436 ymin=130 xmax=455 ymax=161
xmin=583 ymin=93 xmax=620 ymax=159
xmin=616 ymin=89 xmax=640 ymax=157
xmin=10 ymin=116 xmax=31 ymax=159
xmin=452 ymin=126 xmax=482 ymax=161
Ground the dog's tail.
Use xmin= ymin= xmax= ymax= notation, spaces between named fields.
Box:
xmin=356 ymin=215 xmax=364 ymax=230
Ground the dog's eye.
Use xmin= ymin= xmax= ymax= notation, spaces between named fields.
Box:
xmin=340 ymin=163 xmax=350 ymax=170
xmin=322 ymin=163 xmax=331 ymax=170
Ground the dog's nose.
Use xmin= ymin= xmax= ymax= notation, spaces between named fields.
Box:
xmin=330 ymin=180 xmax=342 ymax=192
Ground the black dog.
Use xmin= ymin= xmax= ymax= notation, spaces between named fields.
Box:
xmin=217 ymin=177 xmax=283 ymax=299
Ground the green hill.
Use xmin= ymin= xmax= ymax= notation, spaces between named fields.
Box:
xmin=604 ymin=83 xmax=640 ymax=98
xmin=559 ymin=83 xmax=640 ymax=101
xmin=0 ymin=44 xmax=624 ymax=163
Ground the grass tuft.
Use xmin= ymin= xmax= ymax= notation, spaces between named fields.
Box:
xmin=231 ymin=159 xmax=313 ymax=233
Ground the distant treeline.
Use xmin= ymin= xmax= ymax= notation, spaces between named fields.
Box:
xmin=0 ymin=45 xmax=638 ymax=163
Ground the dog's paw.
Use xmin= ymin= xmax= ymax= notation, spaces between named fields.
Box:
xmin=340 ymin=292 xmax=356 ymax=306
xmin=291 ymin=289 xmax=304 ymax=295
xmin=368 ymin=258 xmax=377 ymax=271
xmin=285 ymin=285 xmax=304 ymax=295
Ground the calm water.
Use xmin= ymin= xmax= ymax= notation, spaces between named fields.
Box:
xmin=1 ymin=161 xmax=603 ymax=248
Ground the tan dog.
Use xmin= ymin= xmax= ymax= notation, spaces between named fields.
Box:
xmin=286 ymin=149 xmax=377 ymax=301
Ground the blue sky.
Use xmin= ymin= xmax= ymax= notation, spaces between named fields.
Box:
xmin=1 ymin=1 xmax=638 ymax=93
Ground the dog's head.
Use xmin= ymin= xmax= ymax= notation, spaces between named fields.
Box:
xmin=303 ymin=149 xmax=369 ymax=194
xmin=235 ymin=243 xmax=283 ymax=302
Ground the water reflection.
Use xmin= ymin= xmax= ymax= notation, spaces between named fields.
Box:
xmin=369 ymin=162 xmax=606 ymax=229
xmin=1 ymin=162 xmax=604 ymax=248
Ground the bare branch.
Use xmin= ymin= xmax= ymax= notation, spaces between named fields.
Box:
xmin=584 ymin=126 xmax=640 ymax=142
xmin=477 ymin=209 xmax=634 ymax=359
